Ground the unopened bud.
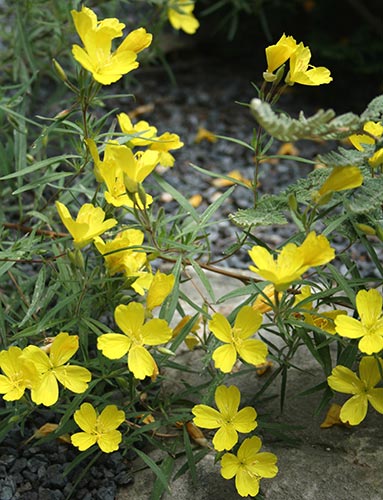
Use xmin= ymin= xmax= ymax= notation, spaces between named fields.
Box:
xmin=124 ymin=176 xmax=138 ymax=194
xmin=356 ymin=223 xmax=376 ymax=236
xmin=68 ymin=249 xmax=85 ymax=269
xmin=52 ymin=58 xmax=68 ymax=82
xmin=263 ymin=71 xmax=277 ymax=83
xmin=137 ymin=183 xmax=147 ymax=207
xmin=157 ymin=347 xmax=176 ymax=357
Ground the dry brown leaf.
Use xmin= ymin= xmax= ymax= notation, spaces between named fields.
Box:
xmin=212 ymin=169 xmax=251 ymax=188
xmin=194 ymin=127 xmax=217 ymax=144
xmin=320 ymin=403 xmax=351 ymax=428
xmin=128 ymin=103 xmax=155 ymax=119
xmin=255 ymin=361 xmax=273 ymax=376
xmin=185 ymin=421 xmax=209 ymax=447
xmin=189 ymin=194 xmax=203 ymax=208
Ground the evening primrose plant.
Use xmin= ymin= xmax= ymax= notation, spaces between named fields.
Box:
xmin=1 ymin=4 xmax=383 ymax=499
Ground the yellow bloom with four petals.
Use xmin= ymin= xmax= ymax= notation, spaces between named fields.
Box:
xmin=55 ymin=201 xmax=117 ymax=249
xmin=97 ymin=302 xmax=173 ymax=380
xmin=249 ymin=232 xmax=335 ymax=291
xmin=117 ymin=113 xmax=157 ymax=147
xmin=192 ymin=385 xmax=257 ymax=451
xmin=71 ymin=6 xmax=152 ymax=85
xmin=209 ymin=306 xmax=267 ymax=373
xmin=22 ymin=333 xmax=92 ymax=407
xmin=221 ymin=435 xmax=278 ymax=497
xmin=334 ymin=289 xmax=383 ymax=354
xmin=71 ymin=402 xmax=125 ymax=453
xmin=327 ymin=356 xmax=383 ymax=425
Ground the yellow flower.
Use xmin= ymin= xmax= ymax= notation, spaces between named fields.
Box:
xmin=168 ymin=0 xmax=199 ymax=35
xmin=209 ymin=306 xmax=267 ymax=373
xmin=117 ymin=113 xmax=157 ymax=146
xmin=71 ymin=6 xmax=152 ymax=85
xmin=221 ymin=436 xmax=278 ymax=497
xmin=146 ymin=270 xmax=175 ymax=310
xmin=293 ymin=285 xmax=346 ymax=334
xmin=317 ymin=166 xmax=363 ymax=198
xmin=97 ymin=302 xmax=172 ymax=380
xmin=265 ymin=33 xmax=298 ymax=74
xmin=349 ymin=121 xmax=383 ymax=151
xmin=192 ymin=385 xmax=257 ymax=451
xmin=88 ymin=141 xmax=154 ymax=208
xmin=285 ymin=42 xmax=332 ymax=86
xmin=95 ymin=229 xmax=153 ymax=296
xmin=252 ymin=284 xmax=280 ymax=314
xmin=55 ymin=201 xmax=117 ymax=249
xmin=71 ymin=403 xmax=125 ymax=453
xmin=22 ymin=333 xmax=92 ymax=407
xmin=369 ymin=148 xmax=383 ymax=169
xmin=249 ymin=232 xmax=335 ymax=291
xmin=149 ymin=132 xmax=184 ymax=167
xmin=94 ymin=229 xmax=147 ymax=276
xmin=334 ymin=289 xmax=383 ymax=354
xmin=0 ymin=347 xmax=39 ymax=401
xmin=327 ymin=357 xmax=383 ymax=425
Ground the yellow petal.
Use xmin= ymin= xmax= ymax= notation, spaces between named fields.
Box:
xmin=237 ymin=339 xmax=268 ymax=366
xmin=97 ymin=429 xmax=122 ymax=453
xmin=215 ymin=385 xmax=240 ymax=417
xmin=356 ymin=289 xmax=382 ymax=327
xmin=234 ymin=306 xmax=263 ymax=339
xmin=209 ymin=313 xmax=232 ymax=343
xmin=212 ymin=344 xmax=237 ymax=373
xmin=54 ymin=365 xmax=91 ymax=393
xmin=31 ymin=372 xmax=59 ymax=406
xmin=128 ymin=345 xmax=157 ymax=380
xmin=141 ymin=318 xmax=173 ymax=346
xmin=50 ymin=332 xmax=78 ymax=367
xmin=340 ymin=394 xmax=368 ymax=425
xmin=192 ymin=404 xmax=222 ymax=429
xmin=74 ymin=403 xmax=97 ymax=433
xmin=98 ymin=405 xmax=125 ymax=432
xmin=114 ymin=302 xmax=145 ymax=336
xmin=97 ymin=333 xmax=131 ymax=359
xmin=327 ymin=365 xmax=363 ymax=394
xmin=212 ymin=423 xmax=238 ymax=451
xmin=231 ymin=406 xmax=257 ymax=433
xmin=71 ymin=432 xmax=97 ymax=451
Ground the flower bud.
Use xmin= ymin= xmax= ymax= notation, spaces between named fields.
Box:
xmin=52 ymin=58 xmax=68 ymax=82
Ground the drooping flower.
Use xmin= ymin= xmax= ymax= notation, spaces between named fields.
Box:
xmin=209 ymin=306 xmax=267 ymax=373
xmin=97 ymin=302 xmax=172 ymax=380
xmin=55 ymin=201 xmax=117 ymax=249
xmin=117 ymin=113 xmax=157 ymax=146
xmin=265 ymin=33 xmax=298 ymax=74
xmin=94 ymin=229 xmax=147 ymax=276
xmin=252 ymin=284 xmax=280 ymax=314
xmin=327 ymin=356 xmax=383 ymax=425
xmin=71 ymin=403 xmax=125 ymax=453
xmin=22 ymin=333 xmax=92 ymax=406
xmin=71 ymin=6 xmax=152 ymax=85
xmin=167 ymin=0 xmax=199 ymax=35
xmin=0 ymin=346 xmax=40 ymax=401
xmin=285 ymin=42 xmax=332 ymax=86
xmin=192 ymin=385 xmax=257 ymax=451
xmin=334 ymin=289 xmax=383 ymax=354
xmin=148 ymin=132 xmax=184 ymax=167
xmin=317 ymin=165 xmax=363 ymax=199
xmin=248 ymin=232 xmax=335 ymax=291
xmin=293 ymin=285 xmax=347 ymax=334
xmin=221 ymin=436 xmax=278 ymax=497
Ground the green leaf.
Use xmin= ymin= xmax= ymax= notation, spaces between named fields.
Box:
xmin=133 ymin=448 xmax=170 ymax=493
xmin=19 ymin=266 xmax=46 ymax=327
xmin=250 ymin=98 xmax=361 ymax=141
xmin=229 ymin=194 xmax=288 ymax=228
xmin=189 ymin=258 xmax=216 ymax=303
xmin=150 ymin=456 xmax=175 ymax=500
xmin=0 ymin=154 xmax=79 ymax=180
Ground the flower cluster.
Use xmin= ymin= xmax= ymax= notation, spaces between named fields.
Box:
xmin=0 ymin=333 xmax=91 ymax=406
xmin=192 ymin=385 xmax=278 ymax=496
